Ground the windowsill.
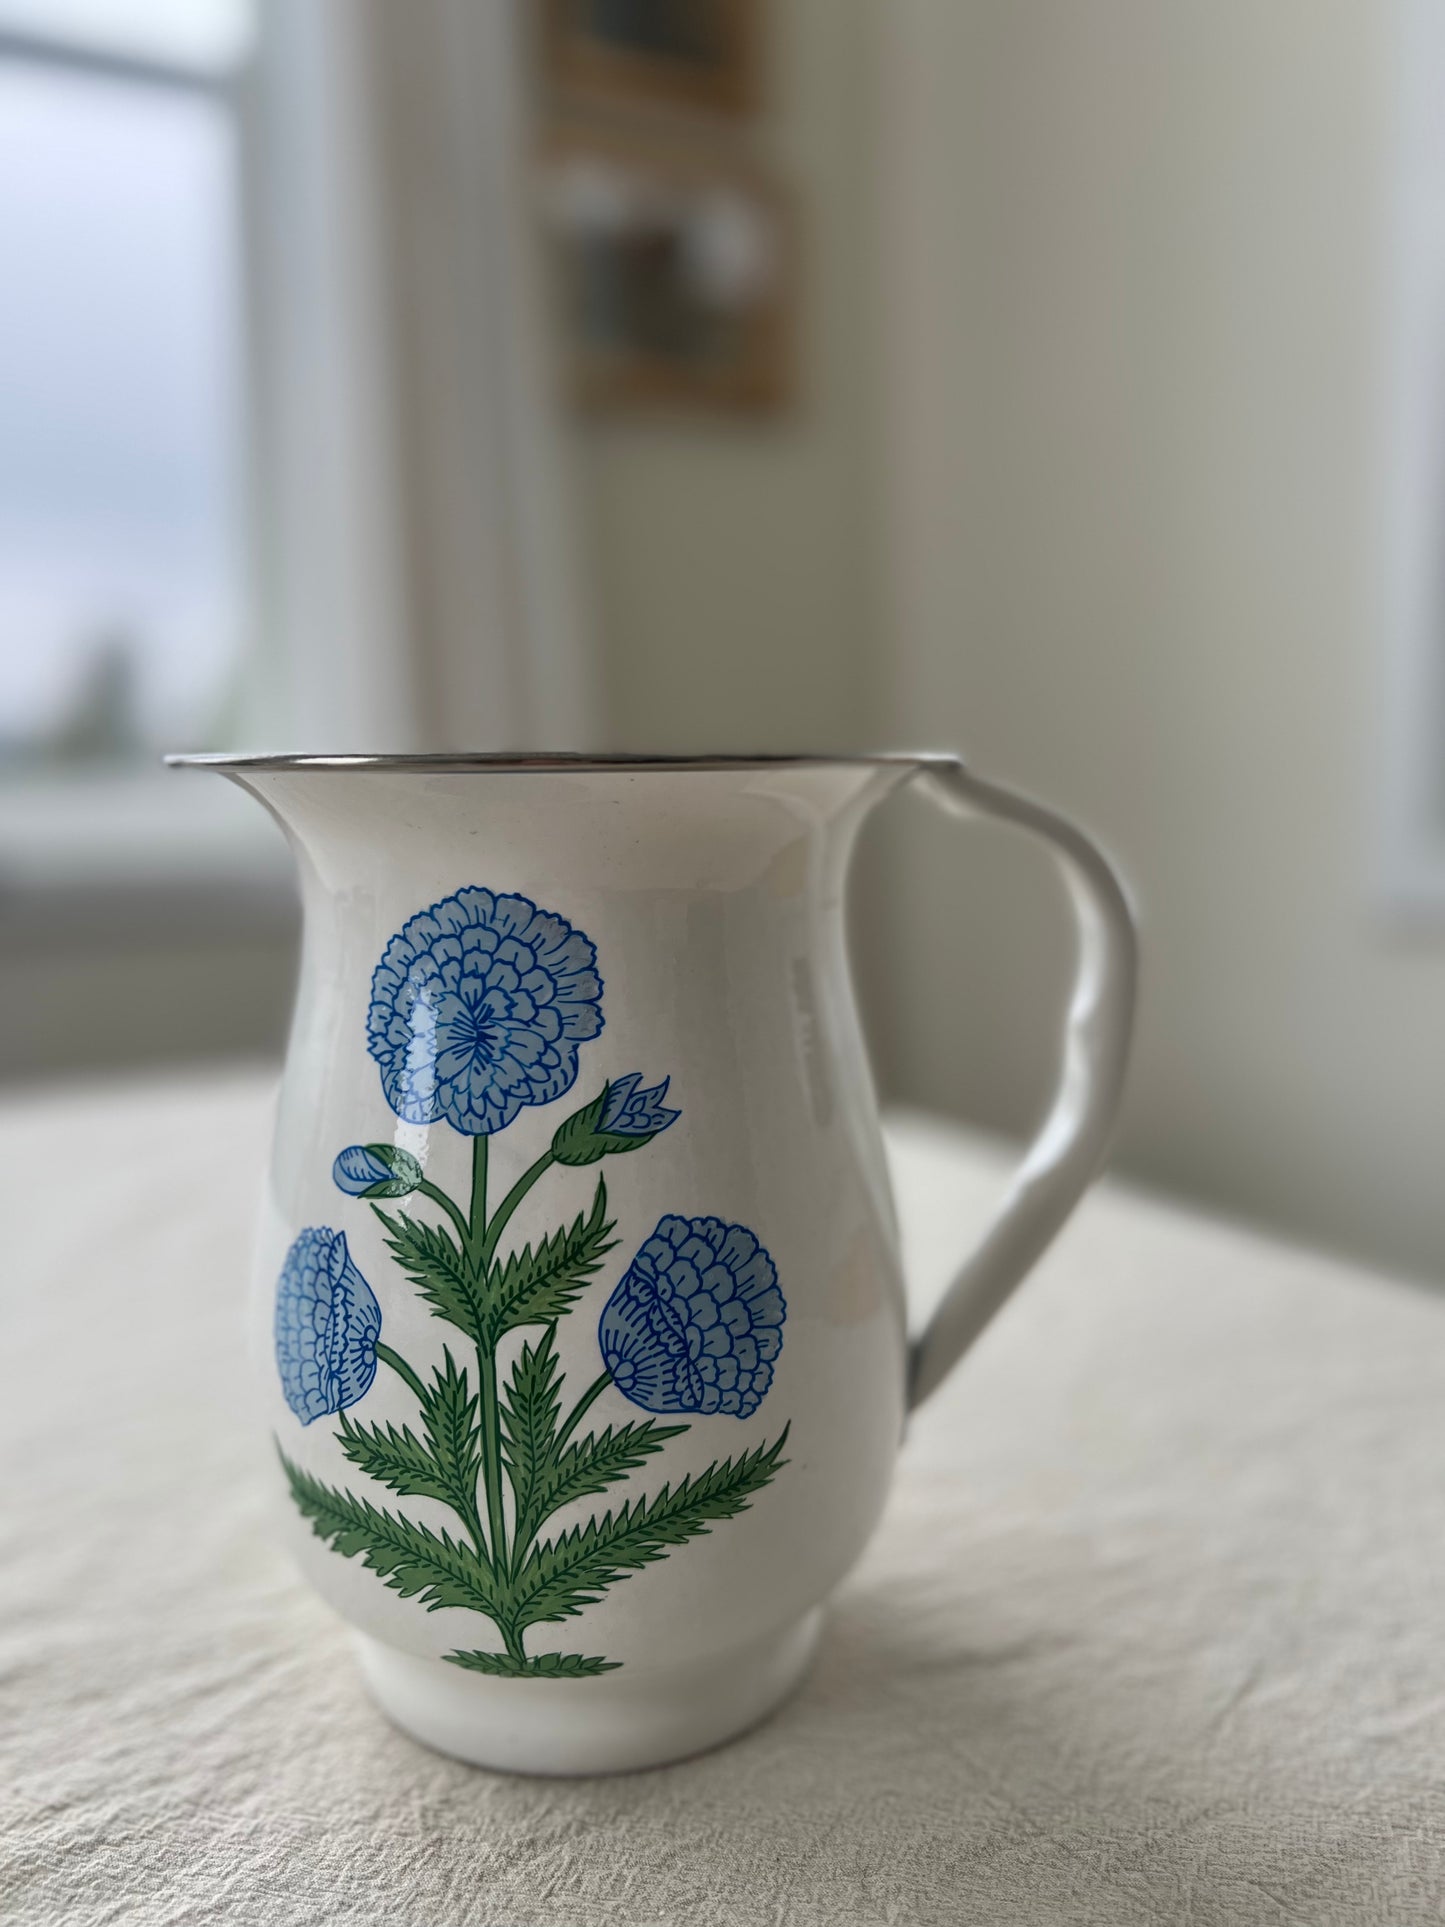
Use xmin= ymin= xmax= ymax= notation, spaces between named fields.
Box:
xmin=0 ymin=766 xmax=297 ymax=946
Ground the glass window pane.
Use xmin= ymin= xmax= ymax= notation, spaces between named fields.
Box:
xmin=0 ymin=58 xmax=246 ymax=762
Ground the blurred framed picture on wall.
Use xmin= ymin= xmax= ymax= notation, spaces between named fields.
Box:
xmin=541 ymin=0 xmax=759 ymax=118
xmin=540 ymin=128 xmax=792 ymax=415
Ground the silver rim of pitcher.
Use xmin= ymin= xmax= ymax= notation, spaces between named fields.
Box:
xmin=163 ymin=750 xmax=963 ymax=774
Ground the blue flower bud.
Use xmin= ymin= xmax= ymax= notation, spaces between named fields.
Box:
xmin=332 ymin=1142 xmax=424 ymax=1198
xmin=552 ymin=1074 xmax=681 ymax=1166
xmin=599 ymin=1073 xmax=680 ymax=1137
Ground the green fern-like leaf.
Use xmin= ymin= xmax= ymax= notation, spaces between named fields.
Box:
xmin=500 ymin=1325 xmax=685 ymax=1546
xmin=335 ymin=1351 xmax=481 ymax=1540
xmin=373 ymin=1208 xmax=488 ymax=1347
xmin=516 ymin=1418 xmax=688 ymax=1549
xmin=509 ymin=1427 xmax=790 ymax=1631
xmin=280 ymin=1448 xmax=500 ymax=1616
xmin=336 ymin=1412 xmax=454 ymax=1506
xmin=484 ymin=1179 xmax=615 ymax=1340
xmin=418 ymin=1347 xmax=482 ymax=1520
xmin=445 ymin=1648 xmax=621 ymax=1677
xmin=499 ymin=1326 xmax=563 ymax=1539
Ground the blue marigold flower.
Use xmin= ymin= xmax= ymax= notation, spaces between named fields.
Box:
xmin=367 ymin=887 xmax=604 ymax=1137
xmin=552 ymin=1072 xmax=680 ymax=1166
xmin=275 ymin=1227 xmax=382 ymax=1424
xmin=598 ymin=1215 xmax=786 ymax=1419
xmin=332 ymin=1142 xmax=423 ymax=1198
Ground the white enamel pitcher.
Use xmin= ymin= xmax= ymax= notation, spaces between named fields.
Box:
xmin=171 ymin=751 xmax=1136 ymax=1774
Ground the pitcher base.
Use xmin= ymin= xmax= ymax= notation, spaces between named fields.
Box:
xmin=354 ymin=1611 xmax=824 ymax=1775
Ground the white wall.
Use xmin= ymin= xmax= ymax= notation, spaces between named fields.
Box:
xmin=874 ymin=0 xmax=1445 ymax=1282
xmin=579 ymin=0 xmax=878 ymax=756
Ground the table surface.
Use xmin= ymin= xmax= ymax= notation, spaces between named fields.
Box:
xmin=3 ymin=1071 xmax=1443 ymax=1927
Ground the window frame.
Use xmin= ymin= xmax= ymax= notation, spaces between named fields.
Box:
xmin=1378 ymin=0 xmax=1445 ymax=919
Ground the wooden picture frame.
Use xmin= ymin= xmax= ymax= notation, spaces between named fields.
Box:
xmin=541 ymin=0 xmax=760 ymax=119
xmin=540 ymin=125 xmax=793 ymax=416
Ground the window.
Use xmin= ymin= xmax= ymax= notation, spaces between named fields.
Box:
xmin=0 ymin=0 xmax=250 ymax=773
xmin=0 ymin=0 xmax=287 ymax=907
xmin=0 ymin=0 xmax=592 ymax=913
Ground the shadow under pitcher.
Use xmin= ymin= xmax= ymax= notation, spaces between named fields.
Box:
xmin=167 ymin=749 xmax=1137 ymax=1775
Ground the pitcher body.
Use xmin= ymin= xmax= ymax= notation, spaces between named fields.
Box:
xmin=172 ymin=750 xmax=1136 ymax=1774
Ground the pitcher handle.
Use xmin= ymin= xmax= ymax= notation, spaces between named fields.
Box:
xmin=906 ymin=759 xmax=1139 ymax=1409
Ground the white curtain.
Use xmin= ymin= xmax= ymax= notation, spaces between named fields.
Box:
xmin=243 ymin=0 xmax=598 ymax=752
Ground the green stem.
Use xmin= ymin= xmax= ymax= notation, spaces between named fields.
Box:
xmin=468 ymin=1135 xmax=489 ymax=1269
xmin=374 ymin=1341 xmax=428 ymax=1407
xmin=468 ymin=1135 xmax=510 ymax=1576
xmin=554 ymin=1370 xmax=612 ymax=1452
xmin=417 ymin=1178 xmax=470 ymax=1248
xmin=478 ymin=1347 xmax=509 ymax=1576
xmin=457 ymin=1493 xmax=491 ymax=1569
xmin=479 ymin=1149 xmax=555 ymax=1271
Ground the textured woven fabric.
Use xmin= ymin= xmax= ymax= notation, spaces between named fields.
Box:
xmin=3 ymin=1072 xmax=1443 ymax=1926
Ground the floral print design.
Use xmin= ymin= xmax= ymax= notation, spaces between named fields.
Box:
xmin=275 ymin=885 xmax=788 ymax=1677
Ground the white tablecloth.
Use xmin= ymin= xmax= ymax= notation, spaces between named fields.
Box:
xmin=3 ymin=1071 xmax=1443 ymax=1925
